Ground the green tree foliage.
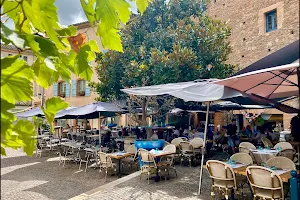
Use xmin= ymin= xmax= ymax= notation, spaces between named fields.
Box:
xmin=0 ymin=0 xmax=151 ymax=156
xmin=91 ymin=0 xmax=236 ymax=126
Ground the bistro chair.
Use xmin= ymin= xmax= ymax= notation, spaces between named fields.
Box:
xmin=179 ymin=141 xmax=193 ymax=167
xmin=206 ymin=160 xmax=239 ymax=200
xmin=239 ymin=142 xmax=256 ymax=150
xmin=58 ymin=145 xmax=73 ymax=167
xmin=275 ymin=148 xmax=296 ymax=161
xmin=98 ymin=152 xmax=117 ymax=181
xmin=159 ymin=144 xmax=177 ymax=178
xmin=163 ymin=141 xmax=171 ymax=148
xmin=230 ymin=153 xmax=253 ymax=196
xmin=266 ymin=156 xmax=296 ymax=170
xmin=230 ymin=153 xmax=253 ymax=165
xmin=274 ymin=142 xmax=293 ymax=150
xmin=171 ymin=138 xmax=184 ymax=147
xmin=246 ymin=166 xmax=284 ymax=200
xmin=190 ymin=138 xmax=204 ymax=155
xmin=239 ymin=142 xmax=257 ymax=164
xmin=261 ymin=137 xmax=273 ymax=148
xmin=171 ymin=138 xmax=184 ymax=162
xmin=122 ymin=144 xmax=138 ymax=170
xmin=78 ymin=150 xmax=94 ymax=172
xmin=138 ymin=148 xmax=159 ymax=184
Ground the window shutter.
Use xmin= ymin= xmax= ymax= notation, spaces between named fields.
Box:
xmin=85 ymin=82 xmax=90 ymax=96
xmin=53 ymin=83 xmax=58 ymax=96
xmin=66 ymin=83 xmax=70 ymax=97
xmin=72 ymin=80 xmax=77 ymax=96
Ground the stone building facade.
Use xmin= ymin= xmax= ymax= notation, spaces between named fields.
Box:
xmin=207 ymin=0 xmax=299 ymax=130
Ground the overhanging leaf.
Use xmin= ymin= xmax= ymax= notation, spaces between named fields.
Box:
xmin=1 ymin=23 xmax=25 ymax=49
xmin=1 ymin=57 xmax=34 ymax=104
xmin=42 ymin=97 xmax=68 ymax=131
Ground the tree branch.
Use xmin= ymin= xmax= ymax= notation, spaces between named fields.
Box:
xmin=1 ymin=1 xmax=20 ymax=16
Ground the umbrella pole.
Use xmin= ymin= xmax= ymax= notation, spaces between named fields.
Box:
xmin=198 ymin=101 xmax=210 ymax=195
xmin=99 ymin=112 xmax=101 ymax=147
xmin=297 ymin=67 xmax=300 ymax=99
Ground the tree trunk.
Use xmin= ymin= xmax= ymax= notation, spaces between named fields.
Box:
xmin=141 ymin=97 xmax=153 ymax=139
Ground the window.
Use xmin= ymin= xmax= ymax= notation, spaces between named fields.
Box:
xmin=266 ymin=10 xmax=277 ymax=32
xmin=23 ymin=56 xmax=28 ymax=61
xmin=58 ymin=81 xmax=66 ymax=97
xmin=77 ymin=80 xmax=86 ymax=96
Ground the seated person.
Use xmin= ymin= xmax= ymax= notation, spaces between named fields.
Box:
xmin=192 ymin=129 xmax=204 ymax=139
xmin=244 ymin=125 xmax=253 ymax=138
xmin=251 ymin=126 xmax=263 ymax=146
xmin=151 ymin=131 xmax=158 ymax=140
xmin=101 ymin=131 xmax=111 ymax=146
xmin=86 ymin=121 xmax=91 ymax=130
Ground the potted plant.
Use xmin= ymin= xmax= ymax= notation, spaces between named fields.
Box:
xmin=78 ymin=91 xmax=85 ymax=96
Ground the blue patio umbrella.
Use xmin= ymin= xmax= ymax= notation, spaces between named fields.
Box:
xmin=54 ymin=102 xmax=126 ymax=144
xmin=14 ymin=108 xmax=44 ymax=118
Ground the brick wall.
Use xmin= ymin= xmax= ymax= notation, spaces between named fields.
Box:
xmin=207 ymin=0 xmax=299 ymax=69
xmin=208 ymin=0 xmax=299 ymax=130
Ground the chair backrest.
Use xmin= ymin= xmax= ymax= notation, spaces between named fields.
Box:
xmin=171 ymin=138 xmax=184 ymax=146
xmin=206 ymin=160 xmax=237 ymax=189
xmin=246 ymin=166 xmax=284 ymax=199
xmin=276 ymin=148 xmax=296 ymax=161
xmin=261 ymin=137 xmax=273 ymax=148
xmin=230 ymin=153 xmax=253 ymax=165
xmin=190 ymin=138 xmax=204 ymax=149
xmin=163 ymin=144 xmax=176 ymax=154
xmin=164 ymin=141 xmax=171 ymax=148
xmin=98 ymin=152 xmax=113 ymax=168
xmin=179 ymin=141 xmax=192 ymax=151
xmin=126 ymin=144 xmax=137 ymax=154
xmin=274 ymin=142 xmax=293 ymax=150
xmin=178 ymin=137 xmax=188 ymax=141
xmin=239 ymin=142 xmax=256 ymax=150
xmin=266 ymin=156 xmax=296 ymax=170
xmin=138 ymin=148 xmax=156 ymax=167
xmin=78 ymin=150 xmax=87 ymax=160
xmin=239 ymin=146 xmax=250 ymax=154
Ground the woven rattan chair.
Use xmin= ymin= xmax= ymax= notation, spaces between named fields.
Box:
xmin=179 ymin=141 xmax=193 ymax=167
xmin=206 ymin=160 xmax=239 ymax=200
xmin=274 ymin=142 xmax=293 ymax=150
xmin=275 ymin=148 xmax=296 ymax=161
xmin=230 ymin=153 xmax=253 ymax=165
xmin=158 ymin=144 xmax=177 ymax=178
xmin=266 ymin=156 xmax=296 ymax=170
xmin=246 ymin=166 xmax=284 ymax=200
xmin=239 ymin=142 xmax=256 ymax=150
xmin=98 ymin=152 xmax=117 ymax=181
xmin=122 ymin=144 xmax=138 ymax=170
xmin=138 ymin=148 xmax=159 ymax=184
xmin=171 ymin=138 xmax=184 ymax=147
xmin=261 ymin=137 xmax=274 ymax=148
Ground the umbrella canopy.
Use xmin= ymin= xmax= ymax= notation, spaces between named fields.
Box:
xmin=56 ymin=102 xmax=125 ymax=119
xmin=122 ymin=79 xmax=243 ymax=102
xmin=215 ymin=62 xmax=299 ymax=99
xmin=55 ymin=106 xmax=77 ymax=119
xmin=234 ymin=40 xmax=299 ymax=76
xmin=15 ymin=107 xmax=44 ymax=118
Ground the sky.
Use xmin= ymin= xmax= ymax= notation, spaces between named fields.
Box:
xmin=4 ymin=0 xmax=138 ymax=29
xmin=55 ymin=0 xmax=138 ymax=25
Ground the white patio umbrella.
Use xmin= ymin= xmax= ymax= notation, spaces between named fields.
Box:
xmin=214 ymin=61 xmax=299 ymax=99
xmin=121 ymin=79 xmax=244 ymax=194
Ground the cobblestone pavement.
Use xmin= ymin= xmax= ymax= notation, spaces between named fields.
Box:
xmin=1 ymin=148 xmax=120 ymax=200
xmin=2 ymin=149 xmax=254 ymax=200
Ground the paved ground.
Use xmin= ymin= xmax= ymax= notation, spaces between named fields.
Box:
xmin=1 ymin=148 xmax=120 ymax=200
xmin=2 ymin=149 xmax=255 ymax=200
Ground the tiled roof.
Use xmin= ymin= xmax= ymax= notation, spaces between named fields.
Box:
xmin=1 ymin=43 xmax=33 ymax=53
